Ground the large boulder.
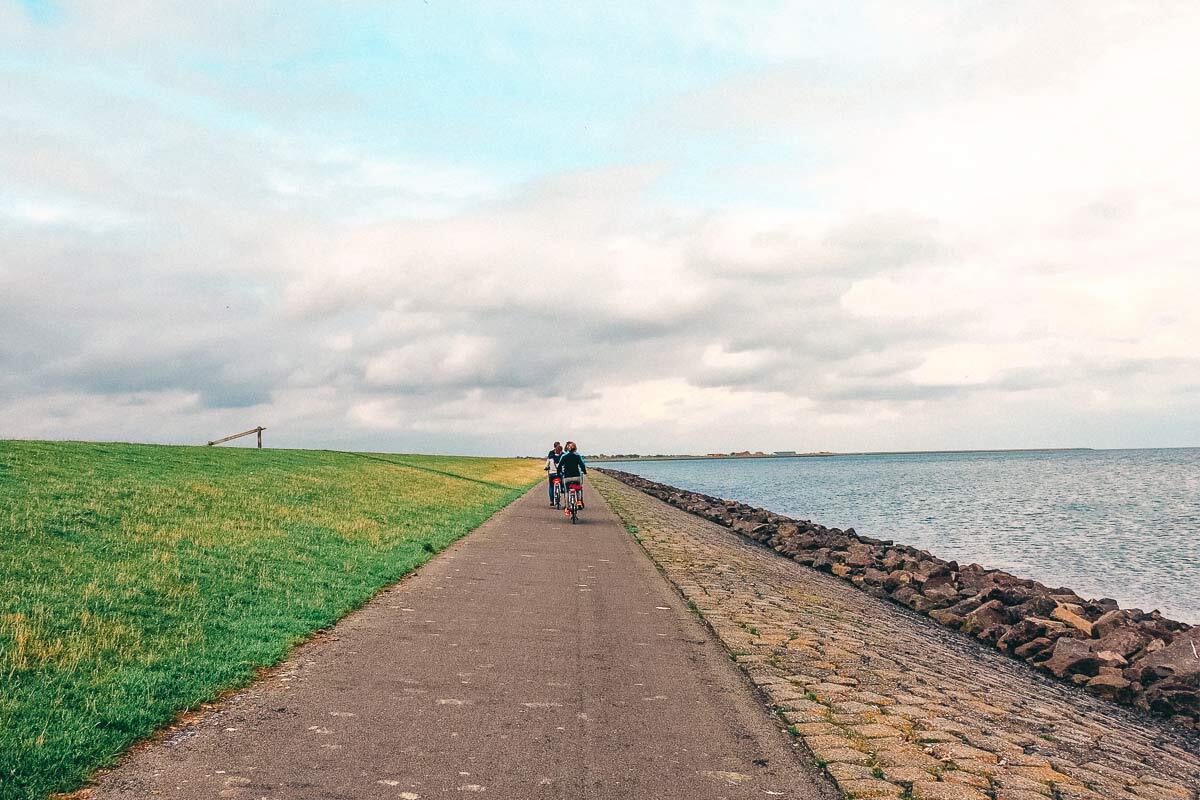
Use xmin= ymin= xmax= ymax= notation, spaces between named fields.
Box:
xmin=1086 ymin=673 xmax=1133 ymax=701
xmin=880 ymin=550 xmax=906 ymax=572
xmin=1010 ymin=595 xmax=1058 ymax=619
xmin=1051 ymin=604 xmax=1095 ymax=636
xmin=962 ymin=599 xmax=1008 ymax=635
xmin=1091 ymin=625 xmax=1155 ymax=659
xmin=776 ymin=522 xmax=801 ymax=538
xmin=1042 ymin=638 xmax=1102 ymax=679
xmin=916 ymin=558 xmax=953 ymax=578
xmin=976 ymin=623 xmax=1011 ymax=646
xmin=1136 ymin=628 xmax=1200 ymax=685
xmin=844 ymin=544 xmax=876 ymax=568
xmin=929 ymin=608 xmax=966 ymax=627
xmin=996 ymin=618 xmax=1068 ymax=653
xmin=860 ymin=567 xmax=890 ymax=587
xmin=945 ymin=595 xmax=986 ymax=617
xmin=1014 ymin=637 xmax=1055 ymax=660
xmin=1092 ymin=608 xmax=1137 ymax=638
xmin=919 ymin=580 xmax=960 ymax=607
xmin=890 ymin=584 xmax=920 ymax=608
xmin=883 ymin=570 xmax=915 ymax=592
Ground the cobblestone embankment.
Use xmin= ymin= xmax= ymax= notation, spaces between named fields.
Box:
xmin=599 ymin=469 xmax=1198 ymax=730
xmin=593 ymin=471 xmax=1200 ymax=800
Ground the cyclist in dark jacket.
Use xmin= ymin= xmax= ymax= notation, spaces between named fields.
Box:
xmin=557 ymin=441 xmax=587 ymax=509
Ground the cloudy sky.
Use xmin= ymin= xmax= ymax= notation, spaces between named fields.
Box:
xmin=3 ymin=1 xmax=1198 ymax=455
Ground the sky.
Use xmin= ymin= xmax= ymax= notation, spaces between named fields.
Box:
xmin=2 ymin=1 xmax=1199 ymax=456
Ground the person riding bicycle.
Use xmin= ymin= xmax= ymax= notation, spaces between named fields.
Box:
xmin=557 ymin=441 xmax=587 ymax=510
xmin=545 ymin=441 xmax=565 ymax=506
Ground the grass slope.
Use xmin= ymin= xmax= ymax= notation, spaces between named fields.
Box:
xmin=0 ymin=440 xmax=540 ymax=800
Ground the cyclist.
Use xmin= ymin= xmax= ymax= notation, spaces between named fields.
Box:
xmin=545 ymin=441 xmax=564 ymax=506
xmin=557 ymin=441 xmax=587 ymax=512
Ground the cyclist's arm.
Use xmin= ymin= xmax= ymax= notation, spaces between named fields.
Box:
xmin=579 ymin=454 xmax=587 ymax=473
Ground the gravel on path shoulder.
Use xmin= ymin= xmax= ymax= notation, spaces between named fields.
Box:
xmin=593 ymin=472 xmax=1200 ymax=800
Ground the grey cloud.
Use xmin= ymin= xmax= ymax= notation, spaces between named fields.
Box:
xmin=815 ymin=382 xmax=963 ymax=404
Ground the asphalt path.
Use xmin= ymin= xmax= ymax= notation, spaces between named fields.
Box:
xmin=89 ymin=479 xmax=831 ymax=799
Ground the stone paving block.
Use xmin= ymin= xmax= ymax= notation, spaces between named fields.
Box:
xmin=941 ymin=769 xmax=991 ymax=788
xmin=882 ymin=704 xmax=929 ymax=719
xmin=831 ymin=711 xmax=875 ymax=726
xmin=853 ymin=691 xmax=898 ymax=706
xmin=910 ymin=781 xmax=991 ymax=800
xmin=836 ymin=778 xmax=905 ymax=798
xmin=783 ymin=707 xmax=831 ymax=724
xmin=807 ymin=734 xmax=862 ymax=751
xmin=812 ymin=746 xmax=873 ymax=765
xmin=873 ymin=743 xmax=942 ymax=770
xmin=993 ymin=772 xmax=1053 ymax=791
xmin=1130 ymin=786 xmax=1195 ymax=800
xmin=950 ymin=758 xmax=1002 ymax=778
xmin=927 ymin=742 xmax=999 ymax=764
xmin=881 ymin=764 xmax=939 ymax=783
xmin=1007 ymin=764 xmax=1074 ymax=785
xmin=1141 ymin=776 xmax=1196 ymax=797
xmin=860 ymin=736 xmax=905 ymax=756
xmin=825 ymin=762 xmax=876 ymax=782
xmin=1051 ymin=787 xmax=1105 ymax=800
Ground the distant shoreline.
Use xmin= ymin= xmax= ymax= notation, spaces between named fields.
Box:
xmin=591 ymin=447 xmax=1095 ymax=463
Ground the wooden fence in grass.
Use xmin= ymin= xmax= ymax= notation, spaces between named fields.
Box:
xmin=206 ymin=426 xmax=266 ymax=448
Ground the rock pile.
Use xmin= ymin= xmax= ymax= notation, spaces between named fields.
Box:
xmin=601 ymin=468 xmax=1199 ymax=729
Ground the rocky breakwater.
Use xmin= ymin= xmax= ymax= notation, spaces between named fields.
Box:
xmin=601 ymin=468 xmax=1200 ymax=730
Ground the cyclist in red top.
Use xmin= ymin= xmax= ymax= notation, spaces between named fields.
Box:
xmin=557 ymin=441 xmax=587 ymax=510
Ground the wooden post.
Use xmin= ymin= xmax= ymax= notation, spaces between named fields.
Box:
xmin=257 ymin=427 xmax=262 ymax=448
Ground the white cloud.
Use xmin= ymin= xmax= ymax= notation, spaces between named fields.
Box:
xmin=364 ymin=335 xmax=499 ymax=390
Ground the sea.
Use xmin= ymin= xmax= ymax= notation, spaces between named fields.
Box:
xmin=603 ymin=448 xmax=1200 ymax=624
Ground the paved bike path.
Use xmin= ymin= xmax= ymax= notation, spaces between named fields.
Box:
xmin=89 ymin=480 xmax=831 ymax=799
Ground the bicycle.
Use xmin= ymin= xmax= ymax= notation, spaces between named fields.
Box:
xmin=551 ymin=475 xmax=563 ymax=509
xmin=564 ymin=478 xmax=583 ymax=524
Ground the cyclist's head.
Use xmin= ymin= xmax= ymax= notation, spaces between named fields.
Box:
xmin=566 ymin=441 xmax=577 ymax=452
xmin=554 ymin=442 xmax=563 ymax=453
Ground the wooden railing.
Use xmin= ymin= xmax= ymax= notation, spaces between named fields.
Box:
xmin=206 ymin=426 xmax=266 ymax=448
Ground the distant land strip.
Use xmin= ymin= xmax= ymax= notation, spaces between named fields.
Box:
xmin=591 ymin=447 xmax=1094 ymax=462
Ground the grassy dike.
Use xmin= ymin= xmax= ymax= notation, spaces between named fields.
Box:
xmin=0 ymin=440 xmax=540 ymax=800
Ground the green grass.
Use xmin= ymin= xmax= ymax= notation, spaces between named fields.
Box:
xmin=0 ymin=440 xmax=540 ymax=800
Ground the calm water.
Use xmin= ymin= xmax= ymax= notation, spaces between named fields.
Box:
xmin=604 ymin=449 xmax=1200 ymax=624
